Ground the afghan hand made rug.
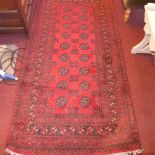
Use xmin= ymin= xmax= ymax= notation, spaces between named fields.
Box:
xmin=5 ymin=0 xmax=143 ymax=155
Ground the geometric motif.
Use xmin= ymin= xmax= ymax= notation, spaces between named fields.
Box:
xmin=63 ymin=15 xmax=71 ymax=20
xmin=81 ymin=24 xmax=88 ymax=30
xmin=60 ymin=42 xmax=70 ymax=50
xmin=80 ymin=96 xmax=91 ymax=107
xmin=57 ymin=81 xmax=68 ymax=90
xmin=79 ymin=67 xmax=89 ymax=76
xmin=71 ymin=49 xmax=79 ymax=55
xmin=56 ymin=96 xmax=68 ymax=108
xmin=64 ymin=7 xmax=72 ymax=12
xmin=63 ymin=23 xmax=71 ymax=29
xmin=58 ymin=66 xmax=69 ymax=76
xmin=80 ymin=15 xmax=88 ymax=21
xmin=59 ymin=53 xmax=69 ymax=62
xmin=80 ymin=43 xmax=89 ymax=50
xmin=80 ymin=54 xmax=89 ymax=62
xmin=80 ymin=33 xmax=89 ymax=40
xmin=80 ymin=81 xmax=90 ymax=90
xmin=61 ymin=32 xmax=71 ymax=39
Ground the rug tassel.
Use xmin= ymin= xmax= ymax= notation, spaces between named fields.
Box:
xmin=5 ymin=148 xmax=22 ymax=155
xmin=108 ymin=149 xmax=144 ymax=155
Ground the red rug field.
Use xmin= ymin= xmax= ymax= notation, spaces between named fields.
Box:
xmin=5 ymin=0 xmax=142 ymax=154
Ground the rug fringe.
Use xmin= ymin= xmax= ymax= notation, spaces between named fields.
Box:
xmin=4 ymin=148 xmax=144 ymax=155
xmin=108 ymin=149 xmax=144 ymax=155
xmin=5 ymin=148 xmax=22 ymax=155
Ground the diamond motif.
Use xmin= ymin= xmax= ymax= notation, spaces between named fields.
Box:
xmin=81 ymin=8 xmax=88 ymax=13
xmin=70 ymin=61 xmax=78 ymax=68
xmin=80 ymin=96 xmax=90 ymax=107
xmin=58 ymin=67 xmax=69 ymax=76
xmin=80 ymin=15 xmax=88 ymax=21
xmin=79 ymin=67 xmax=89 ymax=76
xmin=60 ymin=42 xmax=70 ymax=50
xmin=80 ymin=43 xmax=89 ymax=50
xmin=80 ymin=81 xmax=90 ymax=91
xmin=69 ymin=89 xmax=79 ymax=97
xmin=59 ymin=53 xmax=69 ymax=62
xmin=69 ymin=75 xmax=79 ymax=82
xmin=57 ymin=81 xmax=68 ymax=90
xmin=63 ymin=15 xmax=71 ymax=20
xmin=80 ymin=54 xmax=89 ymax=62
xmin=63 ymin=23 xmax=71 ymax=29
xmin=71 ymin=49 xmax=79 ymax=55
xmin=61 ymin=32 xmax=71 ymax=39
xmin=80 ymin=33 xmax=89 ymax=40
xmin=64 ymin=7 xmax=72 ymax=12
xmin=81 ymin=24 xmax=88 ymax=30
xmin=56 ymin=96 xmax=68 ymax=108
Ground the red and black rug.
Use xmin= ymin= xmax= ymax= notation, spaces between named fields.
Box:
xmin=5 ymin=0 xmax=142 ymax=155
